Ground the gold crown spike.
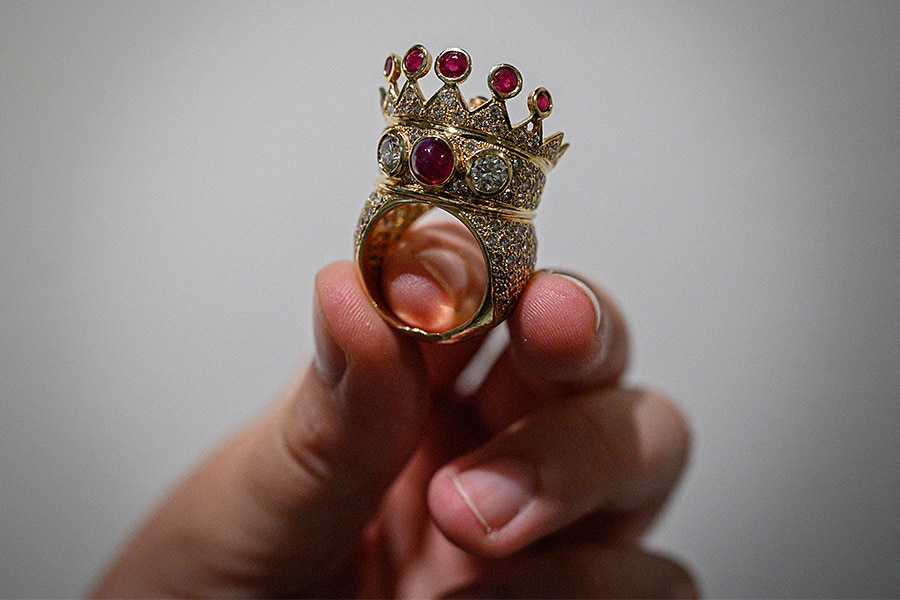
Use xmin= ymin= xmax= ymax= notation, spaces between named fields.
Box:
xmin=359 ymin=46 xmax=568 ymax=343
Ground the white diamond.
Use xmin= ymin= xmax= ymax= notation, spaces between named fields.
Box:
xmin=470 ymin=154 xmax=509 ymax=194
xmin=378 ymin=134 xmax=402 ymax=173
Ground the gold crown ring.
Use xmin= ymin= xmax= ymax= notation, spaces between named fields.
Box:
xmin=355 ymin=45 xmax=567 ymax=343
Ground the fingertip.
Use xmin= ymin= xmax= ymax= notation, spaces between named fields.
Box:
xmin=508 ymin=271 xmax=610 ymax=382
xmin=312 ymin=265 xmax=349 ymax=387
xmin=304 ymin=260 xmax=434 ymax=489
xmin=427 ymin=468 xmax=491 ymax=554
xmin=314 ymin=261 xmax=431 ymax=448
xmin=315 ymin=261 xmax=380 ymax=347
xmin=632 ymin=388 xmax=693 ymax=482
xmin=382 ymin=249 xmax=462 ymax=333
xmin=315 ymin=261 xmax=418 ymax=376
xmin=428 ymin=464 xmax=528 ymax=559
xmin=428 ymin=449 xmax=557 ymax=559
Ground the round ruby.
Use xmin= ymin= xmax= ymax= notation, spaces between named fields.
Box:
xmin=535 ymin=90 xmax=551 ymax=113
xmin=410 ymin=137 xmax=454 ymax=186
xmin=383 ymin=56 xmax=394 ymax=78
xmin=437 ymin=50 xmax=468 ymax=79
xmin=404 ymin=47 xmax=425 ymax=74
xmin=491 ymin=66 xmax=519 ymax=95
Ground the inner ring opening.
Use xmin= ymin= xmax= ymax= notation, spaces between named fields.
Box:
xmin=359 ymin=203 xmax=488 ymax=337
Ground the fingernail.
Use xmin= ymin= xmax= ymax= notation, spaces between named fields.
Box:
xmin=451 ymin=458 xmax=537 ymax=534
xmin=313 ymin=295 xmax=346 ymax=387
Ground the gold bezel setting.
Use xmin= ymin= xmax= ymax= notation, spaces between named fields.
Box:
xmin=377 ymin=130 xmax=407 ymax=177
xmin=435 ymin=47 xmax=472 ymax=84
xmin=402 ymin=44 xmax=431 ymax=80
xmin=488 ymin=63 xmax=523 ymax=100
xmin=528 ymin=86 xmax=553 ymax=119
xmin=408 ymin=134 xmax=457 ymax=187
xmin=382 ymin=53 xmax=401 ymax=83
xmin=466 ymin=149 xmax=512 ymax=197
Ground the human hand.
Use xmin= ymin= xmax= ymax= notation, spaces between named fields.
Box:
xmin=92 ymin=221 xmax=696 ymax=598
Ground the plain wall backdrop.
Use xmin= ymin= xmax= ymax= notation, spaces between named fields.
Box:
xmin=1 ymin=1 xmax=898 ymax=597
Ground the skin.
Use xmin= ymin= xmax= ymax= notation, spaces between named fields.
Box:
xmin=381 ymin=216 xmax=488 ymax=333
xmin=92 ymin=219 xmax=697 ymax=598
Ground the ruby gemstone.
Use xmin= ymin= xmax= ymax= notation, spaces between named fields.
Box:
xmin=491 ymin=66 xmax=519 ymax=95
xmin=535 ymin=90 xmax=551 ymax=113
xmin=383 ymin=56 xmax=394 ymax=78
xmin=410 ymin=137 xmax=454 ymax=186
xmin=404 ymin=47 xmax=425 ymax=74
xmin=438 ymin=51 xmax=468 ymax=79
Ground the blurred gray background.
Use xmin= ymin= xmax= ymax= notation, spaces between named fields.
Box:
xmin=1 ymin=1 xmax=898 ymax=597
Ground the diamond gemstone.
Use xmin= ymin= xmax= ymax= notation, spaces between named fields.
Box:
xmin=470 ymin=154 xmax=509 ymax=194
xmin=378 ymin=134 xmax=402 ymax=173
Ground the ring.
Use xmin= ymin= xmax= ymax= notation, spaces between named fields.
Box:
xmin=355 ymin=45 xmax=567 ymax=343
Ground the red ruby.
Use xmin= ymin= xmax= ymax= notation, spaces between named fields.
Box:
xmin=491 ymin=66 xmax=519 ymax=95
xmin=437 ymin=50 xmax=468 ymax=79
xmin=404 ymin=47 xmax=425 ymax=74
xmin=535 ymin=90 xmax=551 ymax=113
xmin=383 ymin=56 xmax=394 ymax=78
xmin=410 ymin=137 xmax=454 ymax=186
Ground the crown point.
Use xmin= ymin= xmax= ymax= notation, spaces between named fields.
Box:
xmin=436 ymin=48 xmax=471 ymax=84
xmin=489 ymin=64 xmax=522 ymax=99
xmin=529 ymin=87 xmax=552 ymax=117
xmin=383 ymin=54 xmax=400 ymax=83
xmin=402 ymin=45 xmax=430 ymax=80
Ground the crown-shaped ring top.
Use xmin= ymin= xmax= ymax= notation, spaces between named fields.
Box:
xmin=377 ymin=46 xmax=567 ymax=216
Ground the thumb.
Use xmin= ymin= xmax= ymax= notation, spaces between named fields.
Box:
xmin=93 ymin=261 xmax=430 ymax=598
